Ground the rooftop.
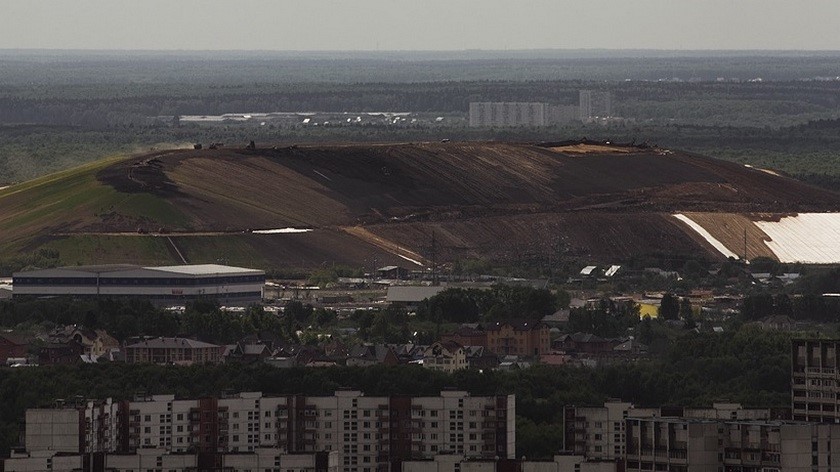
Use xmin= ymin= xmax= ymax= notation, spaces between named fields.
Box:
xmin=125 ymin=337 xmax=220 ymax=349
xmin=146 ymin=264 xmax=263 ymax=276
xmin=14 ymin=264 xmax=263 ymax=278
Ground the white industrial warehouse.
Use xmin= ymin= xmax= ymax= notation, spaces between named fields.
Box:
xmin=12 ymin=264 xmax=264 ymax=305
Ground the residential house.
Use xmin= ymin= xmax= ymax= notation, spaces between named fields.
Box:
xmin=38 ymin=341 xmax=84 ymax=365
xmin=552 ymin=333 xmax=617 ymax=354
xmin=46 ymin=325 xmax=119 ymax=359
xmin=463 ymin=346 xmax=499 ymax=370
xmin=0 ymin=333 xmax=29 ymax=363
xmin=345 ymin=344 xmax=399 ymax=367
xmin=390 ymin=343 xmax=427 ymax=364
xmin=485 ymin=320 xmax=550 ymax=357
xmin=541 ymin=309 xmax=570 ymax=328
xmin=755 ymin=314 xmax=796 ymax=331
xmin=440 ymin=324 xmax=487 ymax=347
xmin=226 ymin=341 xmax=273 ymax=364
xmin=123 ymin=337 xmax=222 ymax=365
xmin=423 ymin=341 xmax=468 ymax=373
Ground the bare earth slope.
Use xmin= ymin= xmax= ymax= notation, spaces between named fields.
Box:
xmin=4 ymin=141 xmax=840 ymax=269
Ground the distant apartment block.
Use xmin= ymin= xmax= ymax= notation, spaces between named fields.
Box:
xmin=469 ymin=102 xmax=548 ymax=127
xmin=7 ymin=390 xmax=515 ymax=472
xmin=469 ymin=102 xmax=582 ymax=127
xmin=402 ymin=453 xmax=615 ymax=472
xmin=579 ymin=90 xmax=611 ymax=122
xmin=791 ymin=338 xmax=840 ymax=422
xmin=625 ymin=417 xmax=840 ymax=472
xmin=564 ymin=400 xmax=785 ymax=462
xmin=5 ymin=447 xmax=336 ymax=472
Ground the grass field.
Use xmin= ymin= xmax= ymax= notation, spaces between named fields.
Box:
xmin=174 ymin=235 xmax=271 ymax=267
xmin=39 ymin=235 xmax=177 ymax=266
xmin=0 ymin=155 xmax=187 ymax=261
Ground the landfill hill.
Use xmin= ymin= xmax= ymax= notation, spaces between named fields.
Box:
xmin=2 ymin=140 xmax=838 ymax=270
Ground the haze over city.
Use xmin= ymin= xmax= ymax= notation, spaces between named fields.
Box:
xmin=3 ymin=0 xmax=840 ymax=51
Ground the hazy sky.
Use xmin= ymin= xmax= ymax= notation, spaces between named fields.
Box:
xmin=3 ymin=0 xmax=839 ymax=51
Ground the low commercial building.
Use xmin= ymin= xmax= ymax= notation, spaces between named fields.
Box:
xmin=12 ymin=264 xmax=265 ymax=305
xmin=386 ymin=286 xmax=446 ymax=306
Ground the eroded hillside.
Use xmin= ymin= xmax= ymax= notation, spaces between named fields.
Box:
xmin=3 ymin=140 xmax=839 ymax=269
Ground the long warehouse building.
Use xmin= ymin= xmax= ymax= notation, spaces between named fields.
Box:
xmin=12 ymin=264 xmax=264 ymax=305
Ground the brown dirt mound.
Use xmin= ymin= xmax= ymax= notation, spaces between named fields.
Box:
xmin=365 ymin=212 xmax=715 ymax=264
xmin=23 ymin=140 xmax=840 ymax=267
xmin=97 ymin=142 xmax=840 ymax=229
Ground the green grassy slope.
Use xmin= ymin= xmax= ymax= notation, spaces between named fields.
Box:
xmin=0 ymin=156 xmax=188 ymax=269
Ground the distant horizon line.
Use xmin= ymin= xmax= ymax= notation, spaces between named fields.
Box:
xmin=2 ymin=48 xmax=840 ymax=55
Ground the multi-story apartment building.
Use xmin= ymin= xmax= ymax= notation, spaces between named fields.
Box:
xmin=469 ymin=102 xmax=548 ymax=127
xmin=564 ymin=401 xmax=785 ymax=463
xmin=5 ymin=447 xmax=337 ymax=472
xmin=625 ymin=418 xmax=840 ymax=472
xmin=791 ymin=338 xmax=840 ymax=422
xmin=468 ymin=103 xmax=580 ymax=128
xmin=6 ymin=390 xmax=515 ymax=472
xmin=578 ymin=91 xmax=611 ymax=122
xmin=402 ymin=454 xmax=615 ymax=472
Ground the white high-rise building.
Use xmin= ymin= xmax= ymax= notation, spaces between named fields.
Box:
xmin=6 ymin=390 xmax=515 ymax=472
